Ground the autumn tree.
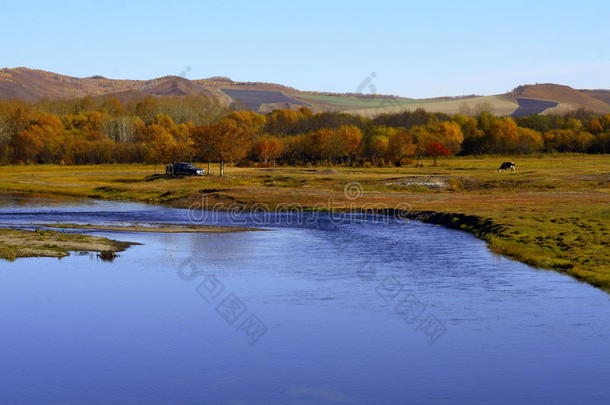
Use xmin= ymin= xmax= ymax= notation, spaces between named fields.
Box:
xmin=454 ymin=114 xmax=484 ymax=155
xmin=303 ymin=125 xmax=362 ymax=165
xmin=192 ymin=122 xmax=252 ymax=176
xmin=101 ymin=97 xmax=126 ymax=116
xmin=516 ymin=127 xmax=544 ymax=154
xmin=252 ymin=136 xmax=284 ymax=164
xmin=428 ymin=121 xmax=464 ymax=154
xmin=588 ymin=118 xmax=604 ymax=134
xmin=484 ymin=117 xmax=519 ymax=153
xmin=146 ymin=124 xmax=178 ymax=172
xmin=409 ymin=126 xmax=433 ymax=166
xmin=386 ymin=128 xmax=416 ymax=166
xmin=543 ymin=129 xmax=594 ymax=152
xmin=11 ymin=113 xmax=63 ymax=163
xmin=425 ymin=141 xmax=452 ymax=166
xmin=134 ymin=96 xmax=159 ymax=123
xmin=223 ymin=111 xmax=266 ymax=135
xmin=336 ymin=125 xmax=363 ymax=164
xmin=364 ymin=126 xmax=392 ymax=166
xmin=265 ymin=109 xmax=304 ymax=134
xmin=304 ymin=128 xmax=336 ymax=164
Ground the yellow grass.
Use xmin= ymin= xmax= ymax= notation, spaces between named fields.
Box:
xmin=345 ymin=95 xmax=519 ymax=117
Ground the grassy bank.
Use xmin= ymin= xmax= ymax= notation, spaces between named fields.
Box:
xmin=0 ymin=227 xmax=134 ymax=260
xmin=0 ymin=222 xmax=260 ymax=261
xmin=0 ymin=155 xmax=609 ymax=290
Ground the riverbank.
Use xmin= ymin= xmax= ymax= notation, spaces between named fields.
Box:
xmin=0 ymin=227 xmax=134 ymax=260
xmin=0 ymin=155 xmax=609 ymax=290
xmin=0 ymin=222 xmax=261 ymax=260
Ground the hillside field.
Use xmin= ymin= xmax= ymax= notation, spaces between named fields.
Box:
xmin=4 ymin=68 xmax=610 ymax=117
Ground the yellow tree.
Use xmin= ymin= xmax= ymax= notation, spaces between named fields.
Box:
xmin=369 ymin=136 xmax=389 ymax=166
xmin=429 ymin=121 xmax=464 ymax=154
xmin=486 ymin=117 xmax=519 ymax=153
xmin=305 ymin=128 xmax=335 ymax=164
xmin=516 ymin=128 xmax=544 ymax=154
xmin=386 ymin=128 xmax=416 ymax=166
xmin=588 ymin=118 xmax=604 ymax=134
xmin=12 ymin=113 xmax=63 ymax=163
xmin=265 ymin=109 xmax=303 ymax=134
xmin=147 ymin=125 xmax=177 ymax=172
xmin=11 ymin=128 xmax=45 ymax=163
xmin=252 ymin=136 xmax=284 ymax=164
xmin=336 ymin=125 xmax=363 ymax=164
xmin=409 ymin=126 xmax=432 ymax=165
xmin=223 ymin=111 xmax=266 ymax=135
xmin=192 ymin=122 xmax=251 ymax=176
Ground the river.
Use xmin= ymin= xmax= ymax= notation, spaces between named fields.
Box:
xmin=0 ymin=194 xmax=609 ymax=404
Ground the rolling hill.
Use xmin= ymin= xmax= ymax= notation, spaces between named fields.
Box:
xmin=2 ymin=67 xmax=610 ymax=117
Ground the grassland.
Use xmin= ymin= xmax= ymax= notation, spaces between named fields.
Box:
xmin=0 ymin=156 xmax=609 ymax=291
xmin=295 ymin=94 xmax=431 ymax=109
xmin=345 ymin=95 xmax=519 ymax=117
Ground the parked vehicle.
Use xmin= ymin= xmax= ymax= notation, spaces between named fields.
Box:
xmin=165 ymin=162 xmax=205 ymax=176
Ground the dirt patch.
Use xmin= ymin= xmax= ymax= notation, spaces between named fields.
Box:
xmin=318 ymin=169 xmax=340 ymax=175
xmin=382 ymin=176 xmax=450 ymax=189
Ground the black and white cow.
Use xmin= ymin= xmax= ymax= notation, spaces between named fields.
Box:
xmin=497 ymin=161 xmax=516 ymax=173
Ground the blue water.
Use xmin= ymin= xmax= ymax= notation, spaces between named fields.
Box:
xmin=0 ymin=194 xmax=609 ymax=404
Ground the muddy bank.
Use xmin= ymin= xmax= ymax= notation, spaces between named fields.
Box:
xmin=0 ymin=227 xmax=134 ymax=261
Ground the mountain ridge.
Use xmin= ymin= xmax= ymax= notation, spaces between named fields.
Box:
xmin=1 ymin=67 xmax=610 ymax=117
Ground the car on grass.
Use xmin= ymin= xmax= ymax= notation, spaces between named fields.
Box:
xmin=165 ymin=162 xmax=205 ymax=176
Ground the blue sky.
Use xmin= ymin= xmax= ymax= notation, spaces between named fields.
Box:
xmin=2 ymin=0 xmax=609 ymax=98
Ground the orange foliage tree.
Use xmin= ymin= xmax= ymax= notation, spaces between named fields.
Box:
xmin=252 ymin=136 xmax=284 ymax=164
xmin=192 ymin=121 xmax=252 ymax=176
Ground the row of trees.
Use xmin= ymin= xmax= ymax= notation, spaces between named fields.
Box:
xmin=2 ymin=97 xmax=610 ymax=171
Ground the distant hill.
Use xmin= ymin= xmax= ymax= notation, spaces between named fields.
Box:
xmin=511 ymin=83 xmax=610 ymax=114
xmin=2 ymin=67 xmax=610 ymax=117
xmin=579 ymin=89 xmax=610 ymax=105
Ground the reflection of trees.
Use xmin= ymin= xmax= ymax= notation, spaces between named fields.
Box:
xmin=187 ymin=232 xmax=256 ymax=269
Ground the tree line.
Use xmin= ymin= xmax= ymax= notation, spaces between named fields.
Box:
xmin=1 ymin=96 xmax=610 ymax=171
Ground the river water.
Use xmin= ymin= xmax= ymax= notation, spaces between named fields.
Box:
xmin=0 ymin=194 xmax=609 ymax=404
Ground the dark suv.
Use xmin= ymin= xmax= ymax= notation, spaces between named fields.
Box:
xmin=166 ymin=162 xmax=205 ymax=176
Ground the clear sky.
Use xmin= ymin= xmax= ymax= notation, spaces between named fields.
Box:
xmin=2 ymin=0 xmax=609 ymax=98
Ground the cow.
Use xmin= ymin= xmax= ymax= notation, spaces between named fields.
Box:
xmin=498 ymin=161 xmax=516 ymax=173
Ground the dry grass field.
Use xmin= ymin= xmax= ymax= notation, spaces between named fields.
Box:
xmin=0 ymin=155 xmax=609 ymax=291
xmin=345 ymin=95 xmax=519 ymax=117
